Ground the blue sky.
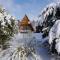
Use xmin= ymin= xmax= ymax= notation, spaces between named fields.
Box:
xmin=0 ymin=0 xmax=59 ymax=20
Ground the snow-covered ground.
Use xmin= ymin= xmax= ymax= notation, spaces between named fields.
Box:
xmin=0 ymin=33 xmax=60 ymax=60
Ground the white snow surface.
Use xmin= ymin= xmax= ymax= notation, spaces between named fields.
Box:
xmin=49 ymin=20 xmax=60 ymax=54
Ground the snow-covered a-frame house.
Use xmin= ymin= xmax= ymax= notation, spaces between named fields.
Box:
xmin=19 ymin=15 xmax=34 ymax=33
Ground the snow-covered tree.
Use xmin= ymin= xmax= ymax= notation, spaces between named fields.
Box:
xmin=49 ymin=20 xmax=60 ymax=55
xmin=39 ymin=2 xmax=60 ymax=38
xmin=0 ymin=6 xmax=18 ymax=50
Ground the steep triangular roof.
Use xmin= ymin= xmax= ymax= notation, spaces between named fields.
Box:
xmin=20 ymin=15 xmax=34 ymax=31
xmin=20 ymin=15 xmax=30 ymax=26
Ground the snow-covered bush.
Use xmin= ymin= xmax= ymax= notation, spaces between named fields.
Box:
xmin=39 ymin=2 xmax=60 ymax=38
xmin=0 ymin=6 xmax=18 ymax=50
xmin=49 ymin=20 xmax=60 ymax=54
xmin=9 ymin=46 xmax=35 ymax=60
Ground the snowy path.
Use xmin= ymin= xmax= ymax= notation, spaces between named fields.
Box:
xmin=37 ymin=47 xmax=60 ymax=60
xmin=36 ymin=47 xmax=51 ymax=60
xmin=36 ymin=46 xmax=56 ymax=60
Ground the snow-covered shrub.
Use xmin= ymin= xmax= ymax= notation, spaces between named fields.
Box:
xmin=0 ymin=6 xmax=18 ymax=50
xmin=49 ymin=20 xmax=60 ymax=54
xmin=7 ymin=46 xmax=35 ymax=60
xmin=39 ymin=2 xmax=60 ymax=38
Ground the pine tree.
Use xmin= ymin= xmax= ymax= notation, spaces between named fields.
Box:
xmin=0 ymin=6 xmax=18 ymax=50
